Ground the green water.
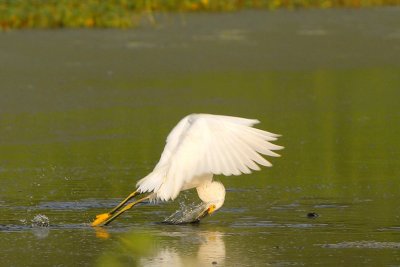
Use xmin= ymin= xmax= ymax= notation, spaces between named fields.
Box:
xmin=1 ymin=7 xmax=400 ymax=266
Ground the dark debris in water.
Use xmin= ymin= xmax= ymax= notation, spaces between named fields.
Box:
xmin=307 ymin=212 xmax=319 ymax=219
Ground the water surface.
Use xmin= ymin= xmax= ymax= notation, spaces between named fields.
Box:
xmin=1 ymin=7 xmax=400 ymax=266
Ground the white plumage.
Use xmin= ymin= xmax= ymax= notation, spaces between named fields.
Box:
xmin=91 ymin=113 xmax=283 ymax=226
xmin=136 ymin=113 xmax=283 ymax=203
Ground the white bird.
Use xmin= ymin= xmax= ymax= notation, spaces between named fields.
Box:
xmin=91 ymin=114 xmax=283 ymax=226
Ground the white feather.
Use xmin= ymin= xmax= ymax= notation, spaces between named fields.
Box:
xmin=136 ymin=113 xmax=283 ymax=201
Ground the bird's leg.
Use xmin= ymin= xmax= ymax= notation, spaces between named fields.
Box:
xmin=91 ymin=190 xmax=140 ymax=227
xmin=102 ymin=194 xmax=152 ymax=226
xmin=109 ymin=191 xmax=141 ymax=215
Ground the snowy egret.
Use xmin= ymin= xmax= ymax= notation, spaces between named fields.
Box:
xmin=91 ymin=114 xmax=283 ymax=226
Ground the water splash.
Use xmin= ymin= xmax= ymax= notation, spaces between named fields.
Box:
xmin=31 ymin=214 xmax=50 ymax=227
xmin=163 ymin=202 xmax=207 ymax=224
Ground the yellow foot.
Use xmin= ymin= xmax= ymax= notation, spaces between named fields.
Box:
xmin=91 ymin=213 xmax=111 ymax=226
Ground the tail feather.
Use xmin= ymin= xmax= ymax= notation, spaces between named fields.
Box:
xmin=136 ymin=166 xmax=167 ymax=194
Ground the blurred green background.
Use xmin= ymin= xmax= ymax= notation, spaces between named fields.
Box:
xmin=1 ymin=0 xmax=400 ymax=29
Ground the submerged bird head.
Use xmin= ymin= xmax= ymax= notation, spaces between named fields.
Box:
xmin=196 ymin=181 xmax=226 ymax=219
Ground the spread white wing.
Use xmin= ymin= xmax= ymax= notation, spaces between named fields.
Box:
xmin=137 ymin=114 xmax=283 ymax=201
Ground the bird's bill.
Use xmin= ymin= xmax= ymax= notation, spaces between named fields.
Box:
xmin=196 ymin=204 xmax=217 ymax=221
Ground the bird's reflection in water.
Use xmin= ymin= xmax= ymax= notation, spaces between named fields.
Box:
xmin=95 ymin=228 xmax=225 ymax=267
xmin=139 ymin=231 xmax=225 ymax=267
xmin=196 ymin=231 xmax=225 ymax=265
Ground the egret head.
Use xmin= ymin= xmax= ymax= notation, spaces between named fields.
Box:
xmin=196 ymin=181 xmax=226 ymax=219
